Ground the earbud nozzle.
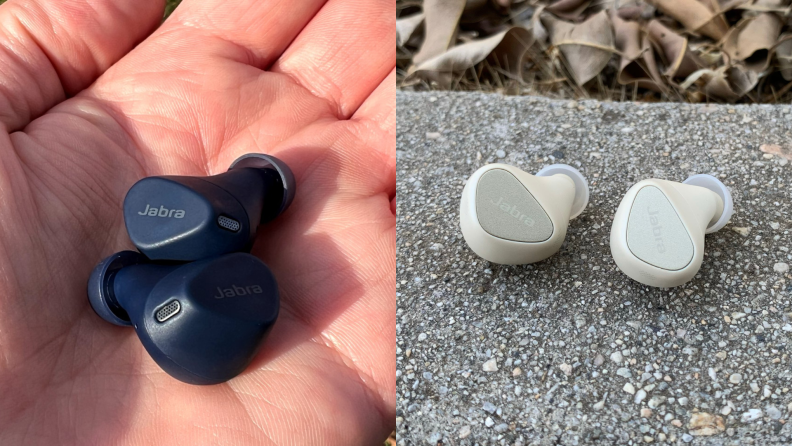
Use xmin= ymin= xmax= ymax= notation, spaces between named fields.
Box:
xmin=682 ymin=174 xmax=733 ymax=234
xmin=87 ymin=251 xmax=146 ymax=326
xmin=229 ymin=153 xmax=296 ymax=216
xmin=535 ymin=164 xmax=589 ymax=219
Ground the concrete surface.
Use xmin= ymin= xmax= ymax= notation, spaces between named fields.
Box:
xmin=395 ymin=91 xmax=792 ymax=445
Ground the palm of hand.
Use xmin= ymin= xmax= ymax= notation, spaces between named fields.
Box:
xmin=0 ymin=1 xmax=395 ymax=444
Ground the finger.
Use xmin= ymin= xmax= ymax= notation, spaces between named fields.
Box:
xmin=270 ymin=0 xmax=395 ymax=118
xmin=352 ymin=68 xmax=396 ymax=198
xmin=0 ymin=0 xmax=165 ymax=132
xmin=75 ymin=0 xmax=336 ymax=168
xmin=166 ymin=0 xmax=328 ymax=69
xmin=352 ymin=69 xmax=396 ymax=152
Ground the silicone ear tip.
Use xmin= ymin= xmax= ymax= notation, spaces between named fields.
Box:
xmin=682 ymin=174 xmax=734 ymax=234
xmin=535 ymin=164 xmax=590 ymax=219
xmin=87 ymin=251 xmax=146 ymax=326
xmin=229 ymin=153 xmax=296 ymax=215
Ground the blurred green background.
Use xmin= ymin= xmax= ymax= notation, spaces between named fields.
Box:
xmin=165 ymin=0 xmax=182 ymax=17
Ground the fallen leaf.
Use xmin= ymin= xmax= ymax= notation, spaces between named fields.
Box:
xmin=545 ymin=0 xmax=592 ymax=20
xmin=611 ymin=14 xmax=666 ymax=92
xmin=776 ymin=34 xmax=792 ymax=80
xmin=530 ymin=5 xmax=549 ymax=45
xmin=460 ymin=0 xmax=512 ymax=34
xmin=646 ymin=20 xmax=703 ymax=78
xmin=681 ymin=64 xmax=758 ymax=101
xmin=411 ymin=27 xmax=535 ymax=87
xmin=760 ymin=143 xmax=792 ymax=160
xmin=617 ymin=3 xmax=657 ymax=20
xmin=645 ymin=0 xmax=729 ymax=40
xmin=413 ymin=0 xmax=467 ymax=66
xmin=397 ymin=0 xmax=792 ymax=101
xmin=544 ymin=11 xmax=616 ymax=86
xmin=722 ymin=13 xmax=783 ymax=72
xmin=736 ymin=0 xmax=788 ymax=12
xmin=688 ymin=412 xmax=725 ymax=436
xmin=397 ymin=13 xmax=425 ymax=47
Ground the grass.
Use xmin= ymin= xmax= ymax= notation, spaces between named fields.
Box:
xmin=165 ymin=0 xmax=182 ymax=18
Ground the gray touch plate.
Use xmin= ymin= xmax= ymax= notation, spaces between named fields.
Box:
xmin=627 ymin=186 xmax=694 ymax=271
xmin=475 ymin=169 xmax=553 ymax=242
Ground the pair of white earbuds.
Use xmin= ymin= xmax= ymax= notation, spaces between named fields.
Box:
xmin=460 ymin=163 xmax=734 ymax=287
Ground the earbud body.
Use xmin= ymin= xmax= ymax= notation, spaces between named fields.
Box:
xmin=610 ymin=175 xmax=733 ymax=287
xmin=124 ymin=154 xmax=296 ymax=261
xmin=460 ymin=164 xmax=589 ymax=264
xmin=88 ymin=251 xmax=279 ymax=385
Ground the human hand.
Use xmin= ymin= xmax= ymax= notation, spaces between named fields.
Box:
xmin=0 ymin=0 xmax=395 ymax=444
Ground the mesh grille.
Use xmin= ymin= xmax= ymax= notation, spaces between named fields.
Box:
xmin=155 ymin=300 xmax=181 ymax=322
xmin=218 ymin=215 xmax=241 ymax=232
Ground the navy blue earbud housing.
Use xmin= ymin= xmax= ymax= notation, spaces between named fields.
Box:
xmin=123 ymin=153 xmax=296 ymax=261
xmin=87 ymin=251 xmax=279 ymax=385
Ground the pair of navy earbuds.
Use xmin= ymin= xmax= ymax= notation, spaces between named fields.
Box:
xmin=87 ymin=154 xmax=296 ymax=385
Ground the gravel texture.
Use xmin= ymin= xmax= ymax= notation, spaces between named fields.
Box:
xmin=395 ymin=91 xmax=792 ymax=445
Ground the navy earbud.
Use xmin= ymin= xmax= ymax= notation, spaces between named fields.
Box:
xmin=123 ymin=153 xmax=296 ymax=261
xmin=88 ymin=251 xmax=279 ymax=385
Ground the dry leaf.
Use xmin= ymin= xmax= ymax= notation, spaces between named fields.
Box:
xmin=760 ymin=143 xmax=792 ymax=159
xmin=722 ymin=13 xmax=783 ymax=71
xmin=647 ymin=20 xmax=703 ymax=78
xmin=413 ymin=0 xmax=467 ymax=66
xmin=646 ymin=0 xmax=729 ymax=40
xmin=721 ymin=0 xmax=752 ymax=11
xmin=397 ymin=0 xmax=792 ymax=100
xmin=688 ymin=412 xmax=725 ymax=436
xmin=531 ymin=5 xmax=549 ymax=45
xmin=544 ymin=11 xmax=616 ymax=86
xmin=545 ymin=0 xmax=592 ymax=20
xmin=736 ymin=0 xmax=788 ymax=12
xmin=611 ymin=14 xmax=643 ymax=62
xmin=681 ymin=64 xmax=758 ymax=101
xmin=397 ymin=13 xmax=425 ymax=47
xmin=460 ymin=0 xmax=513 ymax=33
xmin=411 ymin=27 xmax=535 ymax=87
xmin=777 ymin=34 xmax=792 ymax=80
xmin=611 ymin=14 xmax=666 ymax=92
xmin=617 ymin=2 xmax=657 ymax=20
xmin=720 ymin=64 xmax=759 ymax=97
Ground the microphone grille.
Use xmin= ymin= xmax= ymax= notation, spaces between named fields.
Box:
xmin=217 ymin=215 xmax=241 ymax=232
xmin=155 ymin=300 xmax=181 ymax=322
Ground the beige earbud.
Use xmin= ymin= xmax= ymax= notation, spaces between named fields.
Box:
xmin=460 ymin=163 xmax=589 ymax=264
xmin=609 ymin=175 xmax=734 ymax=287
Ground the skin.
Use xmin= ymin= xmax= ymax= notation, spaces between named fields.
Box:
xmin=0 ymin=0 xmax=395 ymax=445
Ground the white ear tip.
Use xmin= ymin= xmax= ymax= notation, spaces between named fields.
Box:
xmin=682 ymin=174 xmax=734 ymax=234
xmin=535 ymin=164 xmax=589 ymax=219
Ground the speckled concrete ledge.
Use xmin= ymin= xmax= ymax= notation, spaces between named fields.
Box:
xmin=396 ymin=91 xmax=792 ymax=446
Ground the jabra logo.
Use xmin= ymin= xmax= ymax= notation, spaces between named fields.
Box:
xmin=647 ymin=207 xmax=666 ymax=253
xmin=489 ymin=197 xmax=535 ymax=226
xmin=214 ymin=284 xmax=264 ymax=299
xmin=138 ymin=204 xmax=185 ymax=219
